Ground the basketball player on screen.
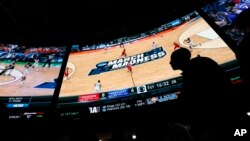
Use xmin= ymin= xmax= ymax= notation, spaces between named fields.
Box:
xmin=121 ymin=48 xmax=127 ymax=58
xmin=173 ymin=42 xmax=181 ymax=50
xmin=2 ymin=60 xmax=16 ymax=75
xmin=31 ymin=57 xmax=39 ymax=71
xmin=152 ymin=41 xmax=158 ymax=53
xmin=94 ymin=80 xmax=101 ymax=92
xmin=120 ymin=42 xmax=125 ymax=48
xmin=23 ymin=62 xmax=31 ymax=74
xmin=152 ymin=42 xmax=157 ymax=49
xmin=42 ymin=54 xmax=53 ymax=68
xmin=64 ymin=67 xmax=69 ymax=80
xmin=127 ymin=62 xmax=133 ymax=73
xmin=19 ymin=72 xmax=27 ymax=87
xmin=0 ymin=65 xmax=8 ymax=76
xmin=184 ymin=38 xmax=201 ymax=51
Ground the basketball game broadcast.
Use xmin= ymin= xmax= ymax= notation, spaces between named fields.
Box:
xmin=0 ymin=44 xmax=66 ymax=97
xmin=59 ymin=11 xmax=237 ymax=103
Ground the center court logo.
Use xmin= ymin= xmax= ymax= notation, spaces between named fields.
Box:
xmin=88 ymin=47 xmax=167 ymax=75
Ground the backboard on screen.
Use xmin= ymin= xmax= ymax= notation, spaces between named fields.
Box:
xmin=202 ymin=0 xmax=250 ymax=44
xmin=0 ymin=43 xmax=67 ymax=112
xmin=57 ymin=11 xmax=240 ymax=114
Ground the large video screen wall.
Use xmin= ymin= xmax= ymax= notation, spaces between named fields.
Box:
xmin=57 ymin=11 xmax=239 ymax=114
xmin=0 ymin=43 xmax=67 ymax=111
xmin=0 ymin=8 xmax=243 ymax=119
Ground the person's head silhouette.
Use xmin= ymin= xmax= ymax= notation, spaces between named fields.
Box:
xmin=169 ymin=47 xmax=245 ymax=140
xmin=170 ymin=47 xmax=236 ymax=123
xmin=170 ymin=47 xmax=191 ymax=70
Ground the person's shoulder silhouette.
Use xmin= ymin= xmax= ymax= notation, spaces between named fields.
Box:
xmin=182 ymin=55 xmax=231 ymax=94
xmin=184 ymin=55 xmax=234 ymax=116
xmin=170 ymin=48 xmax=232 ymax=114
xmin=170 ymin=48 xmax=247 ymax=140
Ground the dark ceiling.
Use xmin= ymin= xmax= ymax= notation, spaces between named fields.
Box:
xmin=0 ymin=0 xmax=213 ymax=46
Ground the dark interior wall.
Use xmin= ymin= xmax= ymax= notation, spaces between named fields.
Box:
xmin=0 ymin=0 xmax=214 ymax=46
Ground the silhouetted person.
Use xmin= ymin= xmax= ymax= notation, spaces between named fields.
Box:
xmin=235 ymin=8 xmax=250 ymax=110
xmin=170 ymin=48 xmax=248 ymax=141
xmin=170 ymin=47 xmax=191 ymax=71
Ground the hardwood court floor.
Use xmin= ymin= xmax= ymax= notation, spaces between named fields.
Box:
xmin=60 ymin=17 xmax=236 ymax=97
xmin=0 ymin=64 xmax=61 ymax=97
xmin=0 ymin=75 xmax=14 ymax=82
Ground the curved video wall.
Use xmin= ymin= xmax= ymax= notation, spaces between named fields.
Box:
xmin=57 ymin=11 xmax=239 ymax=114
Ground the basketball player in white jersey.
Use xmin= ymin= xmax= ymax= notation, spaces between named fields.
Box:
xmin=32 ymin=58 xmax=39 ymax=71
xmin=94 ymin=80 xmax=101 ymax=92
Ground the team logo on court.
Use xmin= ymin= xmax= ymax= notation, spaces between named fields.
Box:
xmin=88 ymin=47 xmax=166 ymax=75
